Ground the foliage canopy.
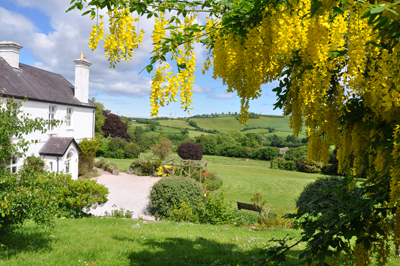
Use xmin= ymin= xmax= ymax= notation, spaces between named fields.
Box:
xmin=68 ymin=0 xmax=400 ymax=264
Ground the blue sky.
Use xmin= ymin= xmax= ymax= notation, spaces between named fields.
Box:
xmin=0 ymin=0 xmax=282 ymax=118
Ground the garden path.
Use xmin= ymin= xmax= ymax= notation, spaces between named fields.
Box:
xmin=88 ymin=169 xmax=161 ymax=220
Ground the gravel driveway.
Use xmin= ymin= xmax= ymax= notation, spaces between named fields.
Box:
xmin=88 ymin=169 xmax=161 ymax=220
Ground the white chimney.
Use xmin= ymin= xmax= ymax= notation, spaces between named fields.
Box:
xmin=0 ymin=41 xmax=23 ymax=69
xmin=73 ymin=52 xmax=92 ymax=104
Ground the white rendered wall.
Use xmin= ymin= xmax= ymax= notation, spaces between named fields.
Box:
xmin=3 ymin=98 xmax=95 ymax=179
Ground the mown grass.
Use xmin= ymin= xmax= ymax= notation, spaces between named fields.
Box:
xmin=102 ymin=154 xmax=321 ymax=214
xmin=192 ymin=116 xmax=246 ymax=132
xmin=0 ymin=218 xmax=304 ymax=266
xmin=207 ymin=164 xmax=323 ymax=214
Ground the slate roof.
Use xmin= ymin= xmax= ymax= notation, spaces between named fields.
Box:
xmin=39 ymin=137 xmax=82 ymax=156
xmin=0 ymin=57 xmax=96 ymax=108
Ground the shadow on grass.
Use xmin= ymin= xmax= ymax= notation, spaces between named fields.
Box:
xmin=113 ymin=235 xmax=303 ymax=266
xmin=0 ymin=226 xmax=53 ymax=260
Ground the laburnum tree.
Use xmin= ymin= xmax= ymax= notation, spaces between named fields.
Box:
xmin=69 ymin=0 xmax=400 ymax=265
xmin=101 ymin=111 xmax=131 ymax=142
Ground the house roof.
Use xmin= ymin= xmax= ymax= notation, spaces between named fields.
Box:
xmin=0 ymin=57 xmax=96 ymax=108
xmin=39 ymin=137 xmax=82 ymax=156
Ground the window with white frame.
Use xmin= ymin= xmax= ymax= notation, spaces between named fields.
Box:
xmin=48 ymin=106 xmax=56 ymax=130
xmin=66 ymin=108 xmax=73 ymax=127
xmin=8 ymin=155 xmax=18 ymax=174
xmin=65 ymin=152 xmax=72 ymax=174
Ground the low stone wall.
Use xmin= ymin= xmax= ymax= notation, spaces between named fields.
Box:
xmin=106 ymin=167 xmax=119 ymax=175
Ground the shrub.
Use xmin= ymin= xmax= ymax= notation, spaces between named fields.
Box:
xmin=177 ymin=142 xmax=203 ymax=160
xmin=150 ymin=176 xmax=204 ymax=218
xmin=109 ymin=137 xmax=128 ymax=152
xmin=150 ymin=137 xmax=172 ymax=160
xmin=37 ymin=173 xmax=109 ymax=218
xmin=96 ymin=136 xmax=110 ymax=157
xmin=168 ymin=192 xmax=234 ymax=225
xmin=322 ymin=163 xmax=339 ymax=175
xmin=124 ymin=143 xmax=140 ymax=158
xmin=296 ymin=176 xmax=362 ymax=214
xmin=283 ymin=160 xmax=297 ymax=171
xmin=252 ymin=147 xmax=279 ymax=160
xmin=79 ymin=138 xmax=100 ymax=175
xmin=103 ymin=151 xmax=115 ymax=158
xmin=303 ymin=160 xmax=323 ymax=173
xmin=24 ymin=155 xmax=46 ymax=174
xmin=188 ymin=120 xmax=198 ymax=127
xmin=219 ymin=146 xmax=250 ymax=158
xmin=130 ymin=159 xmax=161 ymax=176
xmin=102 ymin=111 xmax=131 ymax=142
xmin=115 ymin=148 xmax=125 ymax=159
xmin=192 ymin=171 xmax=223 ymax=191
xmin=284 ymin=146 xmax=308 ymax=161
xmin=0 ymin=168 xmax=58 ymax=232
xmin=195 ymin=135 xmax=218 ymax=155
xmin=96 ymin=158 xmax=107 ymax=168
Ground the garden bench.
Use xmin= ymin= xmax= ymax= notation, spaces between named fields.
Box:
xmin=237 ymin=202 xmax=263 ymax=215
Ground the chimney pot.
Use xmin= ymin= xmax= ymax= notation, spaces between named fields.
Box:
xmin=80 ymin=52 xmax=84 ymax=59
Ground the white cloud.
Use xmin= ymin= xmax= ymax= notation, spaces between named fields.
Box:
xmin=207 ymin=93 xmax=235 ymax=99
xmin=193 ymin=84 xmax=213 ymax=94
xmin=0 ymin=1 xmax=217 ymax=101
xmin=0 ymin=1 xmax=156 ymax=98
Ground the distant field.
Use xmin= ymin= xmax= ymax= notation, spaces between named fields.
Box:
xmin=261 ymin=131 xmax=307 ymax=139
xmin=191 ymin=116 xmax=246 ymax=132
xmin=158 ymin=119 xmax=195 ymax=129
xmin=128 ymin=115 xmax=307 ymax=137
xmin=188 ymin=130 xmax=211 ymax=137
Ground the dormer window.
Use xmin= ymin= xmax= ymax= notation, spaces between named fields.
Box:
xmin=48 ymin=105 xmax=56 ymax=130
xmin=66 ymin=108 xmax=73 ymax=127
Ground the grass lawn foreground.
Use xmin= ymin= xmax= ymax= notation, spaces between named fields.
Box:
xmin=1 ymin=218 xmax=304 ymax=266
xmin=16 ymin=155 xmax=397 ymax=265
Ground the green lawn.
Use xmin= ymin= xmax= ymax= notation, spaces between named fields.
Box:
xmin=104 ymin=155 xmax=322 ymax=214
xmin=207 ymin=164 xmax=323 ymax=214
xmin=0 ymin=218 xmax=305 ymax=266
xmin=3 ymin=216 xmax=400 ymax=265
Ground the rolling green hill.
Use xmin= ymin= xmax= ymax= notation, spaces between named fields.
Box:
xmin=128 ymin=115 xmax=304 ymax=138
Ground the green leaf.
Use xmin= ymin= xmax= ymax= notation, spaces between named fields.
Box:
xmin=344 ymin=230 xmax=359 ymax=240
xmin=310 ymin=1 xmax=323 ymax=14
xmin=333 ymin=7 xmax=345 ymax=14
xmin=328 ymin=69 xmax=340 ymax=74
xmin=146 ymin=64 xmax=153 ymax=73
xmin=370 ymin=6 xmax=385 ymax=14
xmin=387 ymin=7 xmax=399 ymax=15
xmin=81 ymin=10 xmax=92 ymax=16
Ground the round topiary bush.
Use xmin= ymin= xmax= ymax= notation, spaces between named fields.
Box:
xmin=150 ymin=176 xmax=204 ymax=218
xmin=177 ymin=142 xmax=203 ymax=160
xmin=296 ymin=176 xmax=362 ymax=214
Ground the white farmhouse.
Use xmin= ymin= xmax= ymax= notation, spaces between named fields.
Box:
xmin=0 ymin=41 xmax=96 ymax=180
